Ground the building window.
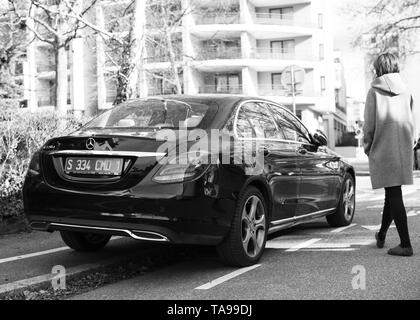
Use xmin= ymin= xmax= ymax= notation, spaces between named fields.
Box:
xmin=271 ymin=73 xmax=282 ymax=90
xmin=215 ymin=74 xmax=241 ymax=94
xmin=319 ymin=44 xmax=324 ymax=60
xmin=335 ymin=88 xmax=340 ymax=107
xmin=318 ymin=13 xmax=323 ymax=29
xmin=269 ymin=7 xmax=294 ymax=20
xmin=320 ymin=76 xmax=326 ymax=91
xmin=271 ymin=40 xmax=295 ymax=57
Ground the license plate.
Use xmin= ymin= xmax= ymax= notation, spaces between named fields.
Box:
xmin=64 ymin=158 xmax=123 ymax=176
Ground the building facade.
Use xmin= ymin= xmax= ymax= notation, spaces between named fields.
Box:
xmin=22 ymin=0 xmax=347 ymax=148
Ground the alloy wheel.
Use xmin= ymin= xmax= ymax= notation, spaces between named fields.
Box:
xmin=241 ymin=195 xmax=266 ymax=258
xmin=343 ymin=178 xmax=355 ymax=220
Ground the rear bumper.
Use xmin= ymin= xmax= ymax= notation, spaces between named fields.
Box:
xmin=23 ymin=177 xmax=236 ymax=246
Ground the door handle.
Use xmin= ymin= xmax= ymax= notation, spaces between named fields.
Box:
xmin=258 ymin=146 xmax=270 ymax=156
xmin=296 ymin=147 xmax=307 ymax=155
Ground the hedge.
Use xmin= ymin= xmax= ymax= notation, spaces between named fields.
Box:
xmin=0 ymin=103 xmax=87 ymax=225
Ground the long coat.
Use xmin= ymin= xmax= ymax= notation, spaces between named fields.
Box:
xmin=363 ymin=73 xmax=417 ymax=189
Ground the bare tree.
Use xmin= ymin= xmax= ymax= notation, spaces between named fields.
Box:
xmin=102 ymin=0 xmax=195 ymax=104
xmin=9 ymin=0 xmax=120 ymax=116
xmin=0 ymin=1 xmax=27 ymax=100
xmin=351 ymin=0 xmax=420 ymax=59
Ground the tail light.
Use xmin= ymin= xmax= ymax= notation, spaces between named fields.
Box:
xmin=27 ymin=151 xmax=41 ymax=176
xmin=152 ymin=152 xmax=212 ymax=184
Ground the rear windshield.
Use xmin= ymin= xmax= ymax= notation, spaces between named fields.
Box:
xmin=81 ymin=99 xmax=210 ymax=131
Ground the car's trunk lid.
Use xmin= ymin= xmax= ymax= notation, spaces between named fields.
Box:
xmin=41 ymin=134 xmax=167 ymax=191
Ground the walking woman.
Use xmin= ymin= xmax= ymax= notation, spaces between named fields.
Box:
xmin=363 ymin=53 xmax=417 ymax=257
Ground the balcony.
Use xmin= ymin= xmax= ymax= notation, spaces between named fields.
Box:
xmin=148 ymin=88 xmax=178 ymax=96
xmin=196 ymin=13 xmax=240 ymax=25
xmin=37 ymin=63 xmax=55 ymax=73
xmin=199 ymin=85 xmax=243 ymax=94
xmin=144 ymin=53 xmax=183 ymax=64
xmin=258 ymin=84 xmax=291 ymax=96
xmin=197 ymin=47 xmax=242 ymax=60
xmin=251 ymin=47 xmax=296 ymax=60
xmin=37 ymin=98 xmax=55 ymax=107
xmin=259 ymin=84 xmax=316 ymax=97
xmin=254 ymin=13 xmax=313 ymax=28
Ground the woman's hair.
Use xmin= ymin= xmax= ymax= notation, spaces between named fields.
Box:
xmin=373 ymin=53 xmax=400 ymax=77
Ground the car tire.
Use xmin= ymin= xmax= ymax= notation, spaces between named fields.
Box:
xmin=217 ymin=186 xmax=268 ymax=267
xmin=60 ymin=231 xmax=111 ymax=252
xmin=327 ymin=173 xmax=356 ymax=227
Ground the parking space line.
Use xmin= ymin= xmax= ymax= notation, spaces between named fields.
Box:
xmin=301 ymin=248 xmax=357 ymax=252
xmin=0 ymin=247 xmax=70 ymax=265
xmin=330 ymin=224 xmax=357 ymax=233
xmin=0 ymin=236 xmax=123 ymax=265
xmin=285 ymin=238 xmax=321 ymax=252
xmin=195 ymin=264 xmax=261 ymax=290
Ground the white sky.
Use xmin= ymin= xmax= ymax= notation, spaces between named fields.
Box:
xmin=332 ymin=0 xmax=371 ymax=101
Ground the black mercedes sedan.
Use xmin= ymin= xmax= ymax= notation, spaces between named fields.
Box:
xmin=23 ymin=95 xmax=356 ymax=267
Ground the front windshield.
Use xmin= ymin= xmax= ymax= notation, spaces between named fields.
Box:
xmin=81 ymin=99 xmax=209 ymax=131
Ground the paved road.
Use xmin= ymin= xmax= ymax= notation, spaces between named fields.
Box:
xmin=1 ymin=176 xmax=420 ymax=300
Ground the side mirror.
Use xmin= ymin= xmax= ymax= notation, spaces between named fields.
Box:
xmin=312 ymin=130 xmax=328 ymax=147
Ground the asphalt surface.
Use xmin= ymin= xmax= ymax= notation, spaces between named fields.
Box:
xmin=1 ymin=176 xmax=420 ymax=300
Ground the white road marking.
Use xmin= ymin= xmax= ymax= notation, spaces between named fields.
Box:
xmin=301 ymin=248 xmax=357 ymax=252
xmin=0 ymin=236 xmax=123 ymax=265
xmin=361 ymin=224 xmax=396 ymax=232
xmin=366 ymin=205 xmax=382 ymax=210
xmin=0 ymin=263 xmax=100 ymax=294
xmin=266 ymin=239 xmax=306 ymax=250
xmin=407 ymin=210 xmax=419 ymax=217
xmin=195 ymin=265 xmax=261 ymax=290
xmin=330 ymin=224 xmax=357 ymax=233
xmin=285 ymin=238 xmax=321 ymax=252
xmin=0 ymin=247 xmax=70 ymax=265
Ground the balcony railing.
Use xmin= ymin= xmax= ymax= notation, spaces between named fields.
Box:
xmin=259 ymin=84 xmax=312 ymax=97
xmin=144 ymin=53 xmax=183 ymax=64
xmin=148 ymin=89 xmax=178 ymax=96
xmin=197 ymin=47 xmax=242 ymax=60
xmin=37 ymin=64 xmax=55 ymax=73
xmin=38 ymin=98 xmax=55 ymax=107
xmin=255 ymin=13 xmax=312 ymax=28
xmin=252 ymin=48 xmax=296 ymax=60
xmin=199 ymin=85 xmax=243 ymax=94
xmin=196 ymin=13 xmax=240 ymax=25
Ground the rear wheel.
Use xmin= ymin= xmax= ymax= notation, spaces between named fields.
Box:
xmin=217 ymin=186 xmax=268 ymax=267
xmin=60 ymin=231 xmax=111 ymax=252
xmin=327 ymin=173 xmax=355 ymax=227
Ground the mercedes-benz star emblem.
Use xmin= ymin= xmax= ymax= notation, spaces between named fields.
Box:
xmin=86 ymin=138 xmax=95 ymax=150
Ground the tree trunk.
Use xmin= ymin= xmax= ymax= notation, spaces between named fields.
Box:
xmin=126 ymin=0 xmax=146 ymax=99
xmin=166 ymin=31 xmax=182 ymax=94
xmin=55 ymin=40 xmax=68 ymax=117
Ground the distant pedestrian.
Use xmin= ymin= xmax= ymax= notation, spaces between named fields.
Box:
xmin=414 ymin=137 xmax=420 ymax=170
xmin=363 ymin=52 xmax=417 ymax=257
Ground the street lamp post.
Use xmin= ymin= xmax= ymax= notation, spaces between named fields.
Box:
xmin=281 ymin=65 xmax=305 ymax=116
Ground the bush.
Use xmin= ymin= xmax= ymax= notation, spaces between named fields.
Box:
xmin=0 ymin=105 xmax=88 ymax=224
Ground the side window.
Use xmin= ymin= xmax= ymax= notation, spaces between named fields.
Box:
xmin=236 ymin=102 xmax=278 ymax=139
xmin=269 ymin=104 xmax=311 ymax=143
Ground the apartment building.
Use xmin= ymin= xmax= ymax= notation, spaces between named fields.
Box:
xmin=21 ymin=0 xmax=347 ymax=148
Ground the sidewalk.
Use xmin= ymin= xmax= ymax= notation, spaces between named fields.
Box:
xmin=344 ymin=157 xmax=370 ymax=176
xmin=345 ymin=157 xmax=420 ymax=178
